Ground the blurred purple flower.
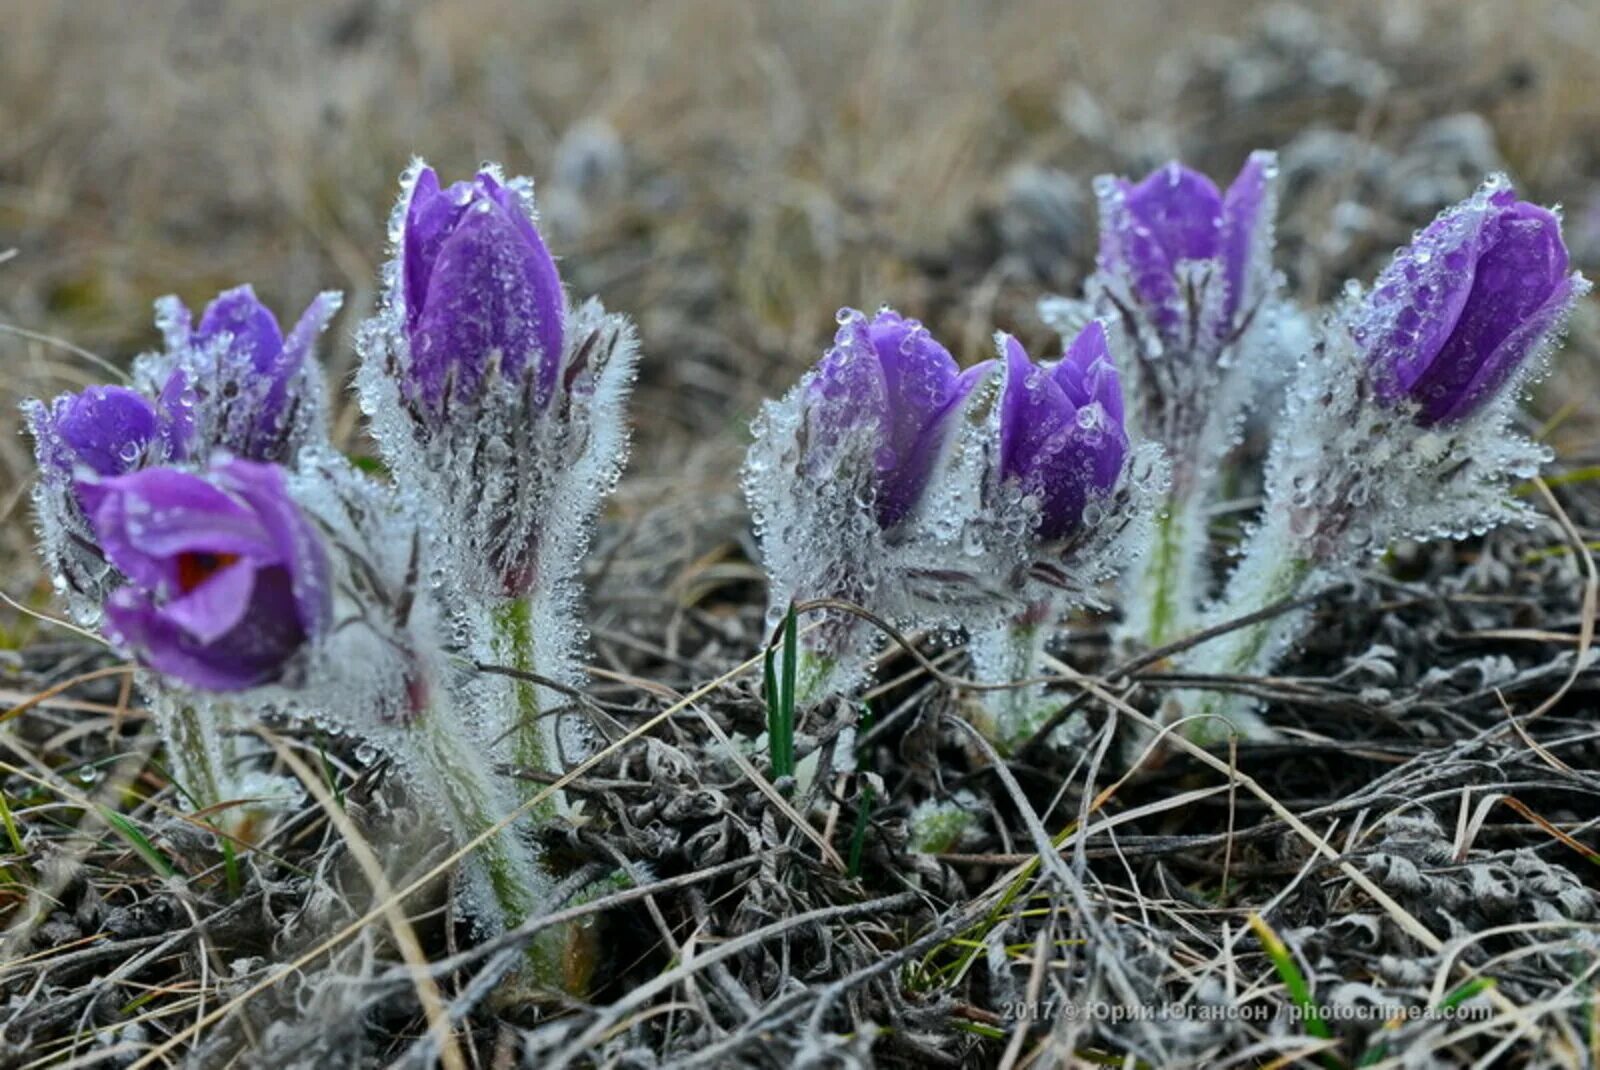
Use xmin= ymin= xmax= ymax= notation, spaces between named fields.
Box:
xmin=1358 ymin=183 xmax=1583 ymax=425
xmin=82 ymin=459 xmax=331 ymax=691
xmin=997 ymin=323 xmax=1128 ymax=541
xmin=401 ymin=166 xmax=566 ymax=414
xmin=807 ymin=308 xmax=985 ymax=528
xmin=155 ymin=284 xmax=341 ymax=462
xmin=1097 ymin=154 xmax=1275 ymax=341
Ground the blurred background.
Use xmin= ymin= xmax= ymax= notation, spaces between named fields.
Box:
xmin=4 ymin=0 xmax=1599 ymax=599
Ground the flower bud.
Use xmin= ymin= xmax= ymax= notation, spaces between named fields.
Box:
xmin=23 ymin=385 xmax=179 ymax=613
xmin=801 ymin=308 xmax=986 ymax=529
xmin=143 ymin=284 xmax=341 ymax=463
xmin=1356 ymin=177 xmax=1585 ymax=425
xmin=400 ymin=166 xmax=565 ymax=415
xmin=997 ymin=323 xmax=1128 ymax=542
xmin=1095 ymin=153 xmax=1277 ymax=346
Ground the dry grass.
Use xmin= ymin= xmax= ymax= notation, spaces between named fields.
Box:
xmin=3 ymin=1 xmax=1600 ymax=1066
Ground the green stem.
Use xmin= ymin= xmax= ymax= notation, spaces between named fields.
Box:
xmin=414 ymin=701 xmax=568 ymax=984
xmin=492 ymin=598 xmax=557 ymax=820
xmin=1181 ymin=521 xmax=1315 ymax=742
xmin=1128 ymin=490 xmax=1204 ymax=651
xmin=159 ymin=698 xmax=226 ymax=810
xmin=969 ymin=603 xmax=1055 ymax=753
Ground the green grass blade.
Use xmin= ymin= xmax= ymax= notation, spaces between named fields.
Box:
xmin=0 ymin=788 xmax=23 ymax=856
xmin=1249 ymin=913 xmax=1340 ymax=1068
xmin=780 ymin=602 xmax=798 ymax=776
xmin=99 ymin=807 xmax=176 ymax=878
xmin=764 ymin=604 xmax=799 ymax=778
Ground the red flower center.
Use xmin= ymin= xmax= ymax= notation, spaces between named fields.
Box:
xmin=176 ymin=551 xmax=241 ymax=593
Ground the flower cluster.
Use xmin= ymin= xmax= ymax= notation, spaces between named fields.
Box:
xmin=20 ymin=138 xmax=1590 ymax=975
xmin=23 ymin=161 xmax=636 ymax=983
xmin=747 ymin=164 xmax=1585 ymax=752
xmin=744 ymin=308 xmax=1160 ymax=744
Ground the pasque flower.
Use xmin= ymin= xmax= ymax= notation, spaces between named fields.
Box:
xmin=996 ymin=323 xmax=1127 ymax=543
xmin=144 ymin=284 xmax=342 ymax=463
xmin=81 ymin=458 xmax=331 ymax=691
xmin=803 ymin=308 xmax=987 ymax=528
xmin=1051 ymin=153 xmax=1287 ymax=650
xmin=1097 ymin=156 xmax=1275 ymax=345
xmin=1183 ymin=175 xmax=1588 ymax=742
xmin=1357 ymin=189 xmax=1581 ymax=426
xmin=966 ymin=324 xmax=1149 ymax=749
xmin=358 ymin=159 xmax=637 ymax=837
xmin=360 ymin=162 xmax=635 ymax=600
xmin=744 ymin=307 xmax=986 ymax=699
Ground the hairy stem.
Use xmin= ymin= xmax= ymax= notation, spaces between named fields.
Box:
xmin=413 ymin=700 xmax=571 ymax=985
xmin=491 ymin=598 xmax=558 ymax=821
xmin=162 ymin=700 xmax=225 ymax=809
xmin=1179 ymin=508 xmax=1315 ymax=742
xmin=968 ymin=600 xmax=1057 ymax=753
xmin=1123 ymin=490 xmax=1206 ymax=652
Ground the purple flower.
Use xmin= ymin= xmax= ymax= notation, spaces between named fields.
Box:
xmin=1097 ymin=154 xmax=1276 ymax=341
xmin=28 ymin=386 xmax=165 ymax=486
xmin=806 ymin=309 xmax=986 ymax=528
xmin=401 ymin=166 xmax=566 ymax=414
xmin=155 ymin=284 xmax=341 ymax=462
xmin=997 ymin=323 xmax=1128 ymax=541
xmin=1358 ymin=182 xmax=1583 ymax=426
xmin=81 ymin=459 xmax=331 ymax=691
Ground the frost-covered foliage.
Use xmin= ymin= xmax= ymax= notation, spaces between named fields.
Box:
xmin=1183 ymin=175 xmax=1588 ymax=740
xmin=908 ymin=792 xmax=982 ymax=855
xmin=21 ymin=160 xmax=637 ymax=977
xmin=744 ymin=310 xmax=1161 ymax=743
xmin=1041 ymin=153 xmax=1301 ymax=648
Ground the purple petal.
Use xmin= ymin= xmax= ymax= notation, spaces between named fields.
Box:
xmin=105 ymin=573 xmax=308 ymax=692
xmin=196 ymin=285 xmax=285 ymax=375
xmin=863 ymin=311 xmax=963 ymax=527
xmin=478 ymin=172 xmax=566 ymax=402
xmin=214 ymin=459 xmax=331 ymax=637
xmin=159 ymin=558 xmax=257 ymax=644
xmin=1220 ymin=151 xmax=1274 ymax=326
xmin=402 ymin=166 xmax=455 ymax=327
xmin=155 ymin=369 xmax=193 ymax=460
xmin=40 ymin=386 xmax=158 ymax=478
xmin=1125 ymin=163 xmax=1225 ymax=265
xmin=276 ymin=291 xmax=342 ymax=379
xmin=85 ymin=468 xmax=279 ymax=592
xmin=1051 ymin=320 xmax=1122 ymax=425
xmin=998 ymin=335 xmax=1072 ymax=486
